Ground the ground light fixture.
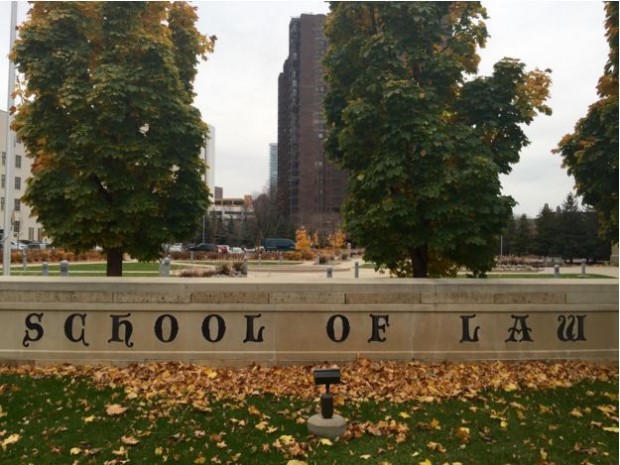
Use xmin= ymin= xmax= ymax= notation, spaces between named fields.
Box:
xmin=307 ymin=367 xmax=347 ymax=439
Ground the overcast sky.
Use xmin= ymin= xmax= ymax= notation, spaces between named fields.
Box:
xmin=0 ymin=1 xmax=609 ymax=216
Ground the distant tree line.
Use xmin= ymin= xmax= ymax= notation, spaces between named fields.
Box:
xmin=500 ymin=193 xmax=611 ymax=263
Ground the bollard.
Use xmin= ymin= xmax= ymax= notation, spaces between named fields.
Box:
xmin=22 ymin=252 xmax=27 ymax=271
xmin=162 ymin=256 xmax=171 ymax=277
xmin=42 ymin=261 xmax=48 ymax=276
xmin=581 ymin=259 xmax=586 ymax=278
xmin=190 ymin=251 xmax=195 ymax=263
xmin=327 ymin=266 xmax=333 ymax=278
xmin=354 ymin=261 xmax=359 ymax=279
xmin=554 ymin=264 xmax=560 ymax=278
xmin=159 ymin=259 xmax=164 ymax=276
xmin=59 ymin=260 xmax=69 ymax=276
xmin=241 ymin=258 xmax=248 ymax=276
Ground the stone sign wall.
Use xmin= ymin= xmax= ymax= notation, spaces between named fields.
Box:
xmin=0 ymin=278 xmax=617 ymax=365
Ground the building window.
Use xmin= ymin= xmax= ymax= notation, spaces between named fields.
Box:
xmin=1 ymin=174 xmax=4 ymax=189
xmin=1 ymin=152 xmax=5 ymax=165
xmin=14 ymin=199 xmax=20 ymax=212
xmin=13 ymin=220 xmax=19 ymax=233
xmin=15 ymin=177 xmax=21 ymax=190
xmin=15 ymin=155 xmax=21 ymax=169
xmin=28 ymin=227 xmax=34 ymax=241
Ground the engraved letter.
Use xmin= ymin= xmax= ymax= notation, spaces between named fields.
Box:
xmin=368 ymin=314 xmax=389 ymax=343
xmin=23 ymin=312 xmax=44 ymax=347
xmin=154 ymin=314 xmax=179 ymax=343
xmin=459 ymin=314 xmax=480 ymax=343
xmin=108 ymin=313 xmax=134 ymax=347
xmin=505 ymin=314 xmax=533 ymax=342
xmin=64 ymin=313 xmax=90 ymax=347
xmin=202 ymin=314 xmax=226 ymax=343
xmin=557 ymin=315 xmax=587 ymax=342
xmin=327 ymin=314 xmax=350 ymax=343
xmin=243 ymin=314 xmax=265 ymax=343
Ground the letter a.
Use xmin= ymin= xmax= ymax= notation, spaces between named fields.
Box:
xmin=505 ymin=314 xmax=533 ymax=342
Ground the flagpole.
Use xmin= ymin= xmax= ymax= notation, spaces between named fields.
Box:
xmin=3 ymin=1 xmax=18 ymax=276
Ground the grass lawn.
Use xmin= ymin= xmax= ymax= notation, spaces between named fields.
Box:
xmin=8 ymin=260 xmax=304 ymax=276
xmin=0 ymin=361 xmax=617 ymax=465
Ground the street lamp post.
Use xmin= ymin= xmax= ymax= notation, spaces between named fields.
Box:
xmin=2 ymin=1 xmax=18 ymax=276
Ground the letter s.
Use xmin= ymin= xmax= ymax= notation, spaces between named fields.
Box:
xmin=23 ymin=312 xmax=44 ymax=347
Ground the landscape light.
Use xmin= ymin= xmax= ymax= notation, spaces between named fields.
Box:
xmin=313 ymin=367 xmax=341 ymax=419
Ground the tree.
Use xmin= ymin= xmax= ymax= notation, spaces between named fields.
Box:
xmin=554 ymin=2 xmax=618 ymax=244
xmin=323 ymin=2 xmax=551 ymax=277
xmin=12 ymin=2 xmax=214 ymax=275
xmin=557 ymin=193 xmax=587 ymax=263
xmin=533 ymin=203 xmax=560 ymax=257
xmin=512 ymin=214 xmax=533 ymax=256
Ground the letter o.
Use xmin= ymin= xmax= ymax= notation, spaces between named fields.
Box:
xmin=327 ymin=314 xmax=350 ymax=343
xmin=154 ymin=314 xmax=179 ymax=343
xmin=202 ymin=314 xmax=226 ymax=343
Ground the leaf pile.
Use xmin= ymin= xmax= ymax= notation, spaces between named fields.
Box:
xmin=1 ymin=359 xmax=616 ymax=410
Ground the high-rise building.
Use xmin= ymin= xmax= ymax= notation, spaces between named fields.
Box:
xmin=277 ymin=14 xmax=347 ymax=231
xmin=269 ymin=143 xmax=278 ymax=191
xmin=1 ymin=109 xmax=45 ymax=243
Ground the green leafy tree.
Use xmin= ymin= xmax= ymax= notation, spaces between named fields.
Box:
xmin=12 ymin=2 xmax=214 ymax=275
xmin=554 ymin=2 xmax=618 ymax=244
xmin=323 ymin=2 xmax=551 ymax=277
xmin=558 ymin=194 xmax=586 ymax=263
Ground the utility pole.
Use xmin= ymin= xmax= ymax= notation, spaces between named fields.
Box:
xmin=3 ymin=1 xmax=18 ymax=276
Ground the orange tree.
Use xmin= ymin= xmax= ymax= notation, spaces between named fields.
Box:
xmin=13 ymin=2 xmax=214 ymax=276
xmin=323 ymin=2 xmax=551 ymax=277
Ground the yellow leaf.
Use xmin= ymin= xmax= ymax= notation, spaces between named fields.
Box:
xmin=399 ymin=411 xmax=411 ymax=419
xmin=503 ymin=383 xmax=518 ymax=392
xmin=279 ymin=435 xmax=295 ymax=445
xmin=216 ymin=441 xmax=227 ymax=449
xmin=602 ymin=426 xmax=619 ymax=433
xmin=319 ymin=438 xmax=333 ymax=446
xmin=83 ymin=415 xmax=95 ymax=423
xmin=205 ymin=368 xmax=218 ymax=379
xmin=154 ymin=447 xmax=164 ymax=456
xmin=70 ymin=447 xmax=82 ymax=455
xmin=419 ymin=459 xmax=433 ymax=465
xmin=500 ymin=420 xmax=508 ymax=430
xmin=360 ymin=454 xmax=372 ymax=460
xmin=112 ymin=446 xmax=127 ymax=456
xmin=285 ymin=461 xmax=308 ymax=465
xmin=1 ymin=434 xmax=20 ymax=450
xmin=194 ymin=456 xmax=206 ymax=464
xmin=430 ymin=418 xmax=441 ymax=430
xmin=454 ymin=426 xmax=470 ymax=444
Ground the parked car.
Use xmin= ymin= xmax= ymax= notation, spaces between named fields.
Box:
xmin=168 ymin=243 xmax=184 ymax=252
xmin=229 ymin=247 xmax=243 ymax=254
xmin=263 ymin=238 xmax=296 ymax=251
xmin=0 ymin=240 xmax=28 ymax=251
xmin=187 ymin=243 xmax=216 ymax=252
xmin=217 ymin=245 xmax=229 ymax=254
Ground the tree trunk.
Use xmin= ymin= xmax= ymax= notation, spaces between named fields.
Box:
xmin=410 ymin=244 xmax=429 ymax=278
xmin=106 ymin=248 xmax=123 ymax=277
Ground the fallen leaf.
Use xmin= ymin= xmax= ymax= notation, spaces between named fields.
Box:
xmin=602 ymin=426 xmax=619 ymax=433
xmin=194 ymin=456 xmax=206 ymax=464
xmin=1 ymin=434 xmax=20 ymax=450
xmin=121 ymin=436 xmax=139 ymax=446
xmin=285 ymin=461 xmax=308 ymax=465
xmin=360 ymin=454 xmax=371 ymax=460
xmin=419 ymin=459 xmax=432 ymax=465
xmin=426 ymin=441 xmax=446 ymax=453
xmin=70 ymin=447 xmax=82 ymax=455
xmin=569 ymin=408 xmax=583 ymax=418
xmin=106 ymin=404 xmax=128 ymax=416
xmin=83 ymin=415 xmax=96 ymax=423
xmin=399 ymin=411 xmax=411 ymax=419
xmin=319 ymin=438 xmax=333 ymax=446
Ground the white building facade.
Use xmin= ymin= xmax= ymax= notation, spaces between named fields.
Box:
xmin=1 ymin=109 xmax=44 ymax=243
